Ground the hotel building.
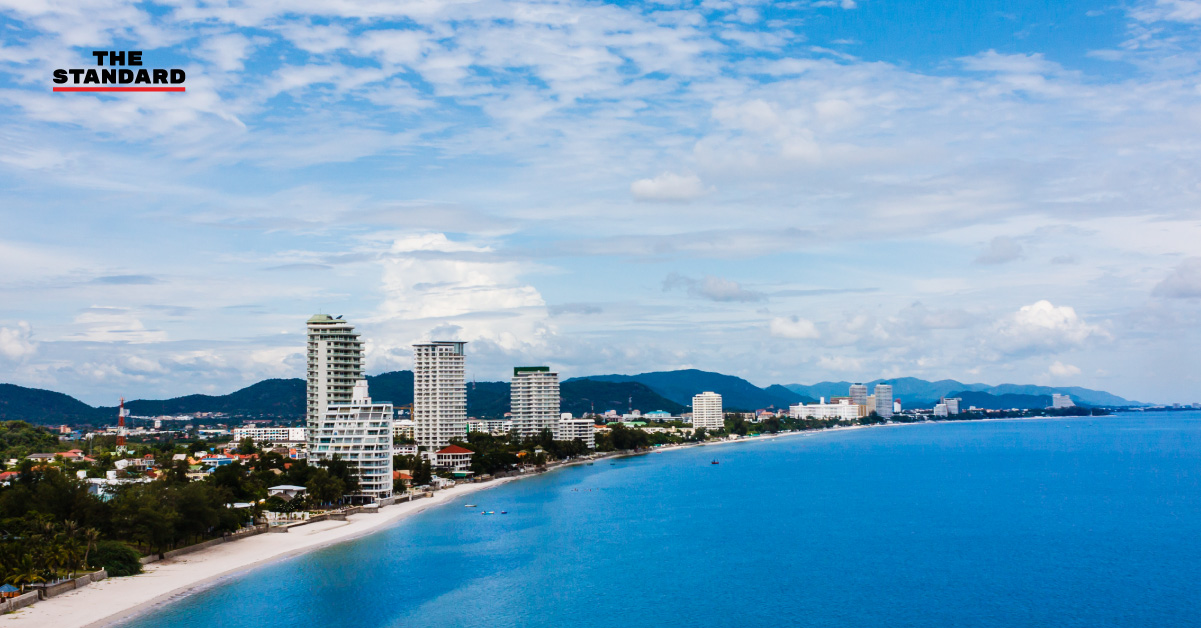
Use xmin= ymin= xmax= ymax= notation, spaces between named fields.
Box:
xmin=310 ymin=380 xmax=393 ymax=502
xmin=306 ymin=314 xmax=364 ymax=450
xmin=511 ymin=366 xmax=560 ymax=439
xmin=692 ymin=391 xmax=724 ymax=429
xmin=413 ymin=341 xmax=467 ymax=451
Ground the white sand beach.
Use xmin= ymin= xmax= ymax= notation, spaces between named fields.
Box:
xmin=1 ymin=479 xmax=514 ymax=628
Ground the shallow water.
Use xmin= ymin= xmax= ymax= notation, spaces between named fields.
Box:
xmin=120 ymin=412 xmax=1201 ymax=628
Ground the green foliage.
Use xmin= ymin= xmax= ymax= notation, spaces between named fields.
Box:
xmin=0 ymin=421 xmax=60 ymax=461
xmin=88 ymin=540 xmax=142 ymax=577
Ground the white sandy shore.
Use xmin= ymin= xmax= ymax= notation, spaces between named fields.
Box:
xmin=1 ymin=479 xmax=515 ymax=628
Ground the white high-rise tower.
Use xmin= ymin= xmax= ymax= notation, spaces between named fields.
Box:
xmin=311 ymin=380 xmax=393 ymax=502
xmin=692 ymin=391 xmax=724 ymax=430
xmin=511 ymin=366 xmax=559 ymax=439
xmin=307 ymin=314 xmax=364 ymax=446
xmin=873 ymin=383 xmax=894 ymax=418
xmin=413 ymin=341 xmax=467 ymax=451
xmin=849 ymin=383 xmax=868 ymax=406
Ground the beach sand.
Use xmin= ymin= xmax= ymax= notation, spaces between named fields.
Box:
xmin=2 ymin=479 xmax=514 ymax=628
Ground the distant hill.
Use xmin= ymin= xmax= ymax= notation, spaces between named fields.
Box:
xmin=0 ymin=383 xmax=106 ymax=424
xmin=105 ymin=378 xmax=307 ymax=419
xmin=785 ymin=377 xmax=1137 ymax=407
xmin=571 ymin=369 xmax=811 ymax=411
xmin=946 ymin=390 xmax=1052 ymax=410
xmin=560 ymin=379 xmax=687 ymax=417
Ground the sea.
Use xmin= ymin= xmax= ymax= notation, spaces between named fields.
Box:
xmin=119 ymin=412 xmax=1201 ymax=628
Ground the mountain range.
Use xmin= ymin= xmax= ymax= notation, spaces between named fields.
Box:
xmin=0 ymin=369 xmax=1138 ymax=427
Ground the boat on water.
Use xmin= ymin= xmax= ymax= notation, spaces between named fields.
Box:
xmin=501 ymin=511 xmax=508 ymax=514
xmin=711 ymin=459 xmax=720 ymax=465
xmin=465 ymin=504 xmax=476 ymax=508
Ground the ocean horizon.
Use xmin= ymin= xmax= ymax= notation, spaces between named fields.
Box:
xmin=118 ymin=412 xmax=1201 ymax=628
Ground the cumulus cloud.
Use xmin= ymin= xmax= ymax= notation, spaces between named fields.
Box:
xmin=1048 ymin=361 xmax=1082 ymax=377
xmin=974 ymin=236 xmax=1024 ymax=265
xmin=817 ymin=355 xmax=862 ymax=371
xmin=995 ymin=300 xmax=1106 ymax=355
xmin=663 ymin=273 xmax=764 ymax=302
xmin=0 ymin=322 xmax=37 ymax=360
xmin=630 ymin=172 xmax=709 ymax=202
xmin=1152 ymin=257 xmax=1201 ymax=298
xmin=770 ymin=316 xmax=820 ymax=339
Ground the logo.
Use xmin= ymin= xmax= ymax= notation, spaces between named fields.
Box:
xmin=53 ymin=51 xmax=185 ymax=92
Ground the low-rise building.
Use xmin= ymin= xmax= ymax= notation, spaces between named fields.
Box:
xmin=433 ymin=445 xmax=474 ymax=472
xmin=232 ymin=425 xmax=306 ymax=445
xmin=554 ymin=416 xmax=596 ymax=448
xmin=790 ymin=398 xmax=861 ymax=421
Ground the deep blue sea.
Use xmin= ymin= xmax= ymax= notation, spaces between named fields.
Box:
xmin=120 ymin=413 xmax=1201 ymax=628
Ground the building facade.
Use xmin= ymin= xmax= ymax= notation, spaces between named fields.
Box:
xmin=306 ymin=314 xmax=364 ymax=450
xmin=692 ymin=392 xmax=724 ymax=429
xmin=1051 ymin=394 xmax=1075 ymax=408
xmin=310 ymin=380 xmax=393 ymax=502
xmin=511 ymin=366 xmax=560 ymax=439
xmin=555 ymin=416 xmax=596 ymax=448
xmin=413 ymin=341 xmax=467 ymax=451
xmin=849 ymin=383 xmax=868 ymax=406
xmin=942 ymin=398 xmax=961 ymax=414
xmin=873 ymin=384 xmax=894 ymax=418
xmin=790 ymin=399 xmax=861 ymax=421
xmin=232 ymin=426 xmax=305 ymax=444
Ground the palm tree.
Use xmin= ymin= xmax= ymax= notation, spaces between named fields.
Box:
xmin=81 ymin=529 xmax=100 ymax=573
xmin=6 ymin=556 xmax=43 ymax=592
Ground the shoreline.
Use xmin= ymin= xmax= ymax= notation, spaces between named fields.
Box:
xmin=6 ymin=414 xmax=1099 ymax=628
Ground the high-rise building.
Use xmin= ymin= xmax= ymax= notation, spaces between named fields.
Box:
xmin=1051 ymin=394 xmax=1075 ymax=409
xmin=942 ymin=397 xmax=961 ymax=414
xmin=307 ymin=314 xmax=364 ymax=450
xmin=413 ymin=341 xmax=467 ymax=451
xmin=873 ymin=384 xmax=894 ymax=418
xmin=933 ymin=403 xmax=949 ymax=417
xmin=310 ymin=380 xmax=393 ymax=502
xmin=512 ymin=366 xmax=560 ymax=439
xmin=692 ymin=392 xmax=724 ymax=429
xmin=849 ymin=383 xmax=868 ymax=406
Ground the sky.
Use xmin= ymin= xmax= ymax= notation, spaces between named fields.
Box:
xmin=1 ymin=0 xmax=1200 ymax=405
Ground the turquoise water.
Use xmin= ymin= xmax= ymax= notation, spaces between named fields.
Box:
xmin=121 ymin=413 xmax=1201 ymax=627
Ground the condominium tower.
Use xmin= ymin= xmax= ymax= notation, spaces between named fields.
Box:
xmin=413 ymin=341 xmax=467 ymax=451
xmin=511 ymin=366 xmax=560 ymax=439
xmin=849 ymin=383 xmax=868 ymax=406
xmin=692 ymin=391 xmax=724 ymax=430
xmin=306 ymin=314 xmax=364 ymax=447
xmin=873 ymin=383 xmax=894 ymax=418
xmin=310 ymin=380 xmax=393 ymax=502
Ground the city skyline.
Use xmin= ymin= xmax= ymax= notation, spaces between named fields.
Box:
xmin=1 ymin=0 xmax=1200 ymax=404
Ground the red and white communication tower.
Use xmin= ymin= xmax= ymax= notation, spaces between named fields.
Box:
xmin=116 ymin=397 xmax=129 ymax=454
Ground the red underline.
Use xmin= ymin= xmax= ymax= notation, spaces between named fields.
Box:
xmin=53 ymin=86 xmax=185 ymax=92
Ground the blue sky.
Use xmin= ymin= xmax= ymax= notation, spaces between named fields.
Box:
xmin=1 ymin=0 xmax=1200 ymax=404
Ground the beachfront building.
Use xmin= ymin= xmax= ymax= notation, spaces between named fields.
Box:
xmin=692 ymin=392 xmax=724 ymax=429
xmin=941 ymin=398 xmax=961 ymax=414
xmin=849 ymin=383 xmax=868 ymax=406
xmin=232 ymin=426 xmax=305 ymax=445
xmin=310 ymin=380 xmax=393 ymax=502
xmin=934 ymin=403 xmax=949 ymax=417
xmin=306 ymin=314 xmax=364 ymax=451
xmin=1052 ymin=394 xmax=1075 ymax=409
xmin=555 ymin=414 xmax=596 ymax=448
xmin=512 ymin=366 xmax=560 ymax=439
xmin=873 ymin=384 xmax=894 ymax=418
xmin=413 ymin=341 xmax=467 ymax=452
xmin=790 ymin=398 xmax=861 ymax=421
xmin=434 ymin=445 xmax=474 ymax=472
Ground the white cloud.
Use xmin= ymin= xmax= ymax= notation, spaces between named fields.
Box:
xmin=1152 ymin=257 xmax=1201 ymax=298
xmin=630 ymin=172 xmax=709 ymax=202
xmin=69 ymin=308 xmax=168 ymax=344
xmin=995 ymin=300 xmax=1106 ymax=355
xmin=0 ymin=322 xmax=37 ymax=360
xmin=1048 ymin=361 xmax=1081 ymax=377
xmin=664 ymin=273 xmax=764 ymax=302
xmin=974 ymin=236 xmax=1024 ymax=265
xmin=770 ymin=316 xmax=820 ymax=339
xmin=817 ymin=355 xmax=861 ymax=371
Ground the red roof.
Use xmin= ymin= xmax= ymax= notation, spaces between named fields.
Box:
xmin=392 ymin=471 xmax=413 ymax=480
xmin=436 ymin=445 xmax=474 ymax=454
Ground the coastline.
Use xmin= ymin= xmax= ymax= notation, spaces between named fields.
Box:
xmin=5 ymin=415 xmax=1090 ymax=628
xmin=1 ymin=478 xmax=517 ymax=628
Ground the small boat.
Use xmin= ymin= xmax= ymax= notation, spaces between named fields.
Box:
xmin=711 ymin=460 xmax=720 ymax=465
xmin=465 ymin=504 xmax=476 ymax=508
xmin=500 ymin=511 xmax=508 ymax=514
xmin=480 ymin=511 xmax=487 ymax=515
xmin=487 ymin=511 xmax=495 ymax=515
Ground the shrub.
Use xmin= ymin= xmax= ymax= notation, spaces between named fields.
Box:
xmin=89 ymin=540 xmax=144 ymax=577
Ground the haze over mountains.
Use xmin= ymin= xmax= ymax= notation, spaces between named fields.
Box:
xmin=0 ymin=369 xmax=1138 ymax=426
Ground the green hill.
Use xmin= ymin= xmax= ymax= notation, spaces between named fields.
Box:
xmin=560 ymin=379 xmax=687 ymax=417
xmin=571 ymin=369 xmax=808 ymax=411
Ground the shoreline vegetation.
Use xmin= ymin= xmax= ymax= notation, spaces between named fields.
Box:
xmin=0 ymin=410 xmax=1115 ymax=628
